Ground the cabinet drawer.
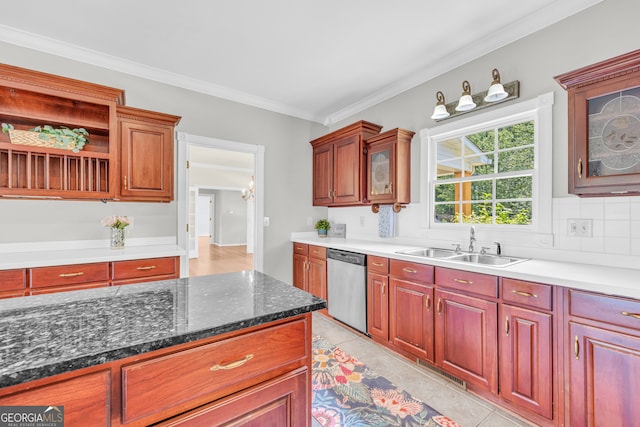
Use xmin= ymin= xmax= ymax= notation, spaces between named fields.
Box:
xmin=121 ymin=318 xmax=308 ymax=423
xmin=570 ymin=290 xmax=640 ymax=331
xmin=308 ymin=245 xmax=326 ymax=260
xmin=293 ymin=243 xmax=308 ymax=256
xmin=112 ymin=257 xmax=177 ymax=281
xmin=435 ymin=267 xmax=498 ymax=298
xmin=368 ymin=256 xmax=389 ymax=274
xmin=389 ymin=260 xmax=434 ymax=283
xmin=30 ymin=263 xmax=110 ymax=288
xmin=501 ymin=278 xmax=552 ymax=311
xmin=0 ymin=269 xmax=27 ymax=291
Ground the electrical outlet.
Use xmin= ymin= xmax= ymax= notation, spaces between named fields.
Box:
xmin=568 ymin=218 xmax=592 ymax=237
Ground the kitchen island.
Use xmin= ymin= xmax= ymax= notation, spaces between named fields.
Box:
xmin=0 ymin=271 xmax=325 ymax=426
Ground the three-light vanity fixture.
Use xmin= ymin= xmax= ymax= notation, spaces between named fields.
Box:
xmin=430 ymin=68 xmax=520 ymax=121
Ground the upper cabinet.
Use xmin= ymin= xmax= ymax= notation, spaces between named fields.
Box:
xmin=117 ymin=106 xmax=181 ymax=202
xmin=0 ymin=63 xmax=181 ymax=202
xmin=365 ymin=128 xmax=414 ymax=210
xmin=555 ymin=49 xmax=640 ymax=196
xmin=310 ymin=121 xmax=383 ymax=206
xmin=0 ymin=63 xmax=122 ymax=200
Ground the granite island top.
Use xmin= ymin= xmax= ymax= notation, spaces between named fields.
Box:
xmin=0 ymin=270 xmax=326 ymax=388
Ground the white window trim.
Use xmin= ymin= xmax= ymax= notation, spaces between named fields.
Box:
xmin=419 ymin=92 xmax=554 ymax=249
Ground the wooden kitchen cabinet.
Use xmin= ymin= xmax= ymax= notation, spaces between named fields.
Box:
xmin=0 ymin=268 xmax=27 ymax=299
xmin=117 ymin=106 xmax=181 ymax=202
xmin=29 ymin=262 xmax=110 ymax=295
xmin=389 ymin=260 xmax=435 ymax=363
xmin=310 ymin=121 xmax=382 ymax=206
xmin=499 ymin=278 xmax=554 ymax=421
xmin=365 ymin=128 xmax=413 ymax=209
xmin=435 ymin=267 xmax=498 ymax=393
xmin=112 ymin=256 xmax=179 ymax=286
xmin=567 ymin=289 xmax=640 ymax=426
xmin=367 ymin=256 xmax=389 ymax=341
xmin=291 ymin=243 xmax=327 ymax=301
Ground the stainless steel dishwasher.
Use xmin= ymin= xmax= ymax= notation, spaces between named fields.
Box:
xmin=327 ymin=248 xmax=367 ymax=334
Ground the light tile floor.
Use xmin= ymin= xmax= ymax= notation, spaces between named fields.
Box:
xmin=311 ymin=313 xmax=535 ymax=427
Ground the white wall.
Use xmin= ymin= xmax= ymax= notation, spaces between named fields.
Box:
xmin=325 ymin=0 xmax=640 ymax=270
xmin=209 ymin=190 xmax=247 ymax=246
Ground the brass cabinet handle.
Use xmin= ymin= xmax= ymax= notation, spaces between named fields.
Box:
xmin=372 ymin=262 xmax=384 ymax=267
xmin=425 ymin=295 xmax=431 ymax=310
xmin=505 ymin=316 xmax=510 ymax=336
xmin=574 ymin=336 xmax=580 ymax=360
xmin=136 ymin=266 xmax=156 ymax=271
xmin=578 ymin=158 xmax=583 ymax=179
xmin=59 ymin=272 xmax=84 ymax=278
xmin=454 ymin=278 xmax=472 ymax=285
xmin=622 ymin=311 xmax=640 ymax=320
xmin=437 ymin=298 xmax=442 ymax=314
xmin=210 ymin=354 xmax=254 ymax=371
xmin=382 ymin=283 xmax=386 ymax=295
xmin=402 ymin=267 xmax=417 ymax=274
xmin=123 ymin=175 xmax=128 ymax=190
xmin=511 ymin=290 xmax=538 ymax=298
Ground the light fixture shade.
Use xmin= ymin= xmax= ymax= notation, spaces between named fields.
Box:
xmin=430 ymin=91 xmax=450 ymax=119
xmin=455 ymin=81 xmax=476 ymax=112
xmin=484 ymin=68 xmax=508 ymax=102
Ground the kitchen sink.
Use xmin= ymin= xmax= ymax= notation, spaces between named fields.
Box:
xmin=395 ymin=247 xmax=458 ymax=258
xmin=448 ymin=253 xmax=528 ymax=267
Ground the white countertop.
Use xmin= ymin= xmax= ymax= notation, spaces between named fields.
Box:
xmin=0 ymin=244 xmax=185 ymax=270
xmin=291 ymin=235 xmax=640 ymax=300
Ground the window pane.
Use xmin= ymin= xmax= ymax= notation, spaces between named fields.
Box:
xmin=470 ymin=180 xmax=492 ymax=201
xmin=437 ymin=172 xmax=455 ymax=181
xmin=465 ymin=130 xmax=494 ymax=153
xmin=437 ymin=138 xmax=463 ymax=178
xmin=468 ymin=202 xmax=493 ymax=224
xmin=434 ymin=183 xmax=456 ymax=202
xmin=435 ymin=204 xmax=456 ymax=223
xmin=496 ymin=176 xmax=532 ymax=199
xmin=466 ymin=154 xmax=494 ymax=176
xmin=498 ymin=121 xmax=534 ymax=149
xmin=496 ymin=201 xmax=532 ymax=225
xmin=498 ymin=147 xmax=534 ymax=172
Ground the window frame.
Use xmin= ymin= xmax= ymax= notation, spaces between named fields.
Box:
xmin=420 ymin=92 xmax=554 ymax=243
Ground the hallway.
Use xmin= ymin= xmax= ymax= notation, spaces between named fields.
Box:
xmin=188 ymin=236 xmax=253 ymax=276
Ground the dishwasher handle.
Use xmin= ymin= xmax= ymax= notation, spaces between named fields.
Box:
xmin=326 ymin=248 xmax=366 ymax=266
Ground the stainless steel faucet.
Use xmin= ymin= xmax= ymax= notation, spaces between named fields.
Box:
xmin=469 ymin=226 xmax=476 ymax=253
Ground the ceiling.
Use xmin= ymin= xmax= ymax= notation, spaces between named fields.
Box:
xmin=0 ymin=0 xmax=601 ymax=125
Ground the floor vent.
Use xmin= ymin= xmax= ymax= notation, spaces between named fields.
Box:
xmin=416 ymin=359 xmax=466 ymax=389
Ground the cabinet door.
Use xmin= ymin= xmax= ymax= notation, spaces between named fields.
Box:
xmin=569 ymin=322 xmax=640 ymax=427
xmin=500 ymin=304 xmax=553 ymax=419
xmin=119 ymin=119 xmax=174 ymax=201
xmin=333 ymin=134 xmax=362 ymax=205
xmin=435 ymin=289 xmax=498 ymax=393
xmin=156 ymin=368 xmax=309 ymax=427
xmin=292 ymin=253 xmax=308 ymax=291
xmin=307 ymin=257 xmax=327 ymax=300
xmin=367 ymin=139 xmax=396 ymax=204
xmin=389 ymin=278 xmax=434 ymax=362
xmin=367 ymin=272 xmax=389 ymax=341
xmin=0 ymin=269 xmax=27 ymax=299
xmin=312 ymin=144 xmax=333 ymax=206
xmin=112 ymin=256 xmax=179 ymax=286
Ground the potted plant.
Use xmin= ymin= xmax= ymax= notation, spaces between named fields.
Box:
xmin=2 ymin=123 xmax=89 ymax=153
xmin=314 ymin=219 xmax=330 ymax=238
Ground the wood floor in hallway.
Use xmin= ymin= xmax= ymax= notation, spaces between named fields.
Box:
xmin=189 ymin=236 xmax=254 ymax=277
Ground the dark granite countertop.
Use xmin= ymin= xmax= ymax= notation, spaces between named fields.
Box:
xmin=0 ymin=271 xmax=326 ymax=388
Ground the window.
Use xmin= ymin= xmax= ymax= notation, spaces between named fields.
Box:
xmin=421 ymin=93 xmax=554 ymax=234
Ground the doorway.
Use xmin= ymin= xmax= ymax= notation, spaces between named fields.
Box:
xmin=177 ymin=132 xmax=265 ymax=278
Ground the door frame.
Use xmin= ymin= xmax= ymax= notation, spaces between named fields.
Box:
xmin=177 ymin=132 xmax=265 ymax=277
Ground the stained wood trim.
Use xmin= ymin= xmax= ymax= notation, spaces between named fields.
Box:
xmin=554 ymin=49 xmax=640 ymax=90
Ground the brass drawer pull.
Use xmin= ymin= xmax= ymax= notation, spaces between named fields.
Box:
xmin=123 ymin=175 xmax=128 ymax=190
xmin=136 ymin=266 xmax=157 ymax=271
xmin=622 ymin=311 xmax=640 ymax=320
xmin=574 ymin=336 xmax=580 ymax=360
xmin=210 ymin=354 xmax=254 ymax=371
xmin=372 ymin=262 xmax=384 ymax=267
xmin=512 ymin=290 xmax=538 ymax=298
xmin=59 ymin=272 xmax=84 ymax=278
xmin=402 ymin=267 xmax=417 ymax=274
xmin=577 ymin=158 xmax=583 ymax=179
xmin=505 ymin=316 xmax=510 ymax=336
xmin=437 ymin=298 xmax=442 ymax=314
xmin=382 ymin=283 xmax=386 ymax=296
xmin=454 ymin=278 xmax=472 ymax=284
xmin=425 ymin=295 xmax=431 ymax=310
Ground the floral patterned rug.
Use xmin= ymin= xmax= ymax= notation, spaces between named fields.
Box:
xmin=312 ymin=336 xmax=461 ymax=427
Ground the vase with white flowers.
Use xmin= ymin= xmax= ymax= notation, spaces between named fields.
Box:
xmin=102 ymin=215 xmax=131 ymax=248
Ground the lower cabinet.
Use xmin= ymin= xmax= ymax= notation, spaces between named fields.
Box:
xmin=367 ymin=256 xmax=389 ymax=341
xmin=157 ymin=368 xmax=308 ymax=426
xmin=292 ymin=243 xmax=327 ymax=300
xmin=30 ymin=262 xmax=110 ymax=295
xmin=112 ymin=256 xmax=179 ymax=286
xmin=0 ymin=269 xmax=27 ymax=299
xmin=567 ymin=289 xmax=640 ymax=426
